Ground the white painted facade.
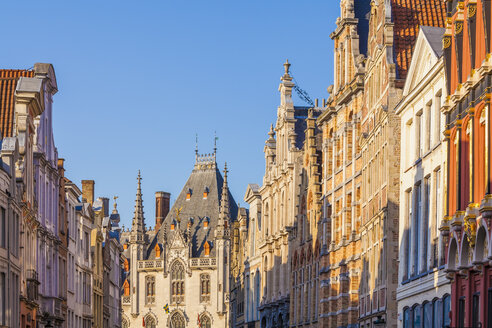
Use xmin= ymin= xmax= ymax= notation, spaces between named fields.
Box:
xmin=395 ymin=27 xmax=451 ymax=327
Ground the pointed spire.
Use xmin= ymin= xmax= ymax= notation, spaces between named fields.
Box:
xmin=218 ymin=162 xmax=230 ymax=223
xmin=131 ymin=170 xmax=145 ymax=235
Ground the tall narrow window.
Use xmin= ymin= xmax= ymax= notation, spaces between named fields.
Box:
xmin=434 ymin=169 xmax=441 ymax=267
xmin=171 ymin=262 xmax=185 ymax=304
xmin=488 ymin=289 xmax=492 ymax=328
xmin=403 ymin=307 xmax=412 ymax=328
xmin=200 ymin=274 xmax=210 ymax=303
xmin=435 ymin=91 xmax=442 ymax=145
xmin=423 ymin=302 xmax=432 ymax=328
xmin=0 ymin=272 xmax=4 ymax=325
xmin=145 ymin=276 xmax=155 ymax=304
xmin=413 ymin=305 xmax=422 ymax=328
xmin=405 ymin=189 xmax=412 ymax=280
xmin=0 ymin=207 xmax=5 ymax=248
xmin=433 ymin=299 xmax=443 ymax=328
xmin=426 ymin=101 xmax=432 ymax=152
xmin=416 ymin=111 xmax=423 ymax=159
xmin=412 ymin=183 xmax=421 ymax=276
xmin=472 ymin=293 xmax=480 ymax=328
xmin=84 ymin=232 xmax=89 ymax=260
xmin=422 ymin=176 xmax=430 ymax=273
xmin=458 ymin=297 xmax=466 ymax=328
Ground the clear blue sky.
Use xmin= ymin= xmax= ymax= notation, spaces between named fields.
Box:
xmin=1 ymin=0 xmax=337 ymax=229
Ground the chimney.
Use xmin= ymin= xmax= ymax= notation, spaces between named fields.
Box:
xmin=155 ymin=191 xmax=171 ymax=230
xmin=82 ymin=180 xmax=95 ymax=205
xmin=101 ymin=197 xmax=110 ymax=217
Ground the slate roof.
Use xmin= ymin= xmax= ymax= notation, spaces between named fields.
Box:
xmin=293 ymin=106 xmax=323 ymax=149
xmin=391 ymin=0 xmax=446 ymax=79
xmin=0 ymin=69 xmax=34 ymax=138
xmin=355 ymin=0 xmax=371 ymax=56
xmin=147 ymin=161 xmax=237 ymax=259
xmin=420 ymin=26 xmax=445 ymax=58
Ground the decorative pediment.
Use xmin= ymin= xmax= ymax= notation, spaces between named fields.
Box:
xmin=403 ymin=27 xmax=444 ymax=96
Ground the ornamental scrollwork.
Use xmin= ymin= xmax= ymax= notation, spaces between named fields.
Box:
xmin=468 ymin=4 xmax=477 ymax=18
xmin=455 ymin=21 xmax=464 ymax=34
xmin=463 ymin=216 xmax=477 ymax=247
xmin=443 ymin=36 xmax=452 ymax=49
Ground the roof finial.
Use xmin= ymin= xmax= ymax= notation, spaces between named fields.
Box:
xmin=223 ymin=162 xmax=228 ymax=182
xmin=284 ymin=59 xmax=291 ymax=75
xmin=195 ymin=134 xmax=199 ymax=161
xmin=214 ymin=131 xmax=218 ymax=157
xmin=268 ymin=124 xmax=275 ymax=138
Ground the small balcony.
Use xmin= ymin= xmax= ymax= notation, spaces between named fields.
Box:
xmin=122 ymin=296 xmax=131 ymax=305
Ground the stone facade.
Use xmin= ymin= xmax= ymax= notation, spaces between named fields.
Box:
xmin=121 ymin=155 xmax=236 ymax=328
xmin=317 ymin=1 xmax=368 ymax=327
xmin=395 ymin=26 xmax=451 ymax=327
xmin=0 ymin=137 xmax=22 ymax=328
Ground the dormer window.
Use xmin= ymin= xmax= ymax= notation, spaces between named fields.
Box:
xmin=155 ymin=244 xmax=161 ymax=258
xmin=203 ymin=187 xmax=209 ymax=199
xmin=187 ymin=218 xmax=193 ymax=229
xmin=204 ymin=217 xmax=210 ymax=229
xmin=186 ymin=188 xmax=192 ymax=200
xmin=204 ymin=241 xmax=211 ymax=256
xmin=124 ymin=258 xmax=129 ymax=272
xmin=171 ymin=221 xmax=176 ymax=231
xmin=123 ymin=243 xmax=128 ymax=250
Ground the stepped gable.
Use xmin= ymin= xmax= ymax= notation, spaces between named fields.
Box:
xmin=0 ymin=69 xmax=35 ymax=138
xmin=148 ymin=153 xmax=237 ymax=259
xmin=391 ymin=0 xmax=446 ymax=80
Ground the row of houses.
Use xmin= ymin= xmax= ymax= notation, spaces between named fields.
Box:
xmin=230 ymin=0 xmax=491 ymax=327
xmin=0 ymin=63 xmax=123 ymax=328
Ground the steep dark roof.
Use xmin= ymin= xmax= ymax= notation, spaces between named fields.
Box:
xmin=148 ymin=160 xmax=237 ymax=258
xmin=294 ymin=106 xmax=323 ymax=149
xmin=0 ymin=69 xmax=34 ymax=138
xmin=420 ymin=26 xmax=445 ymax=58
xmin=355 ymin=0 xmax=371 ymax=56
xmin=391 ymin=0 xmax=446 ymax=79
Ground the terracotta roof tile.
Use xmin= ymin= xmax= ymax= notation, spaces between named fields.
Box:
xmin=392 ymin=0 xmax=446 ymax=79
xmin=0 ymin=69 xmax=34 ymax=138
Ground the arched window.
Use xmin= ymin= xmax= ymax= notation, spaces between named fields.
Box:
xmin=122 ymin=318 xmax=129 ymax=328
xmin=200 ymin=314 xmax=211 ymax=328
xmin=403 ymin=307 xmax=412 ymax=328
xmin=170 ymin=312 xmax=185 ymax=328
xmin=171 ymin=262 xmax=185 ymax=304
xmin=145 ymin=275 xmax=155 ymax=304
xmin=145 ymin=316 xmax=156 ymax=328
xmin=155 ymin=244 xmax=161 ymax=258
xmin=200 ymin=274 xmax=210 ymax=303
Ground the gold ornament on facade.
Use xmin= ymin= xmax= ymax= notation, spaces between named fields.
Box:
xmin=468 ymin=4 xmax=477 ymax=18
xmin=443 ymin=36 xmax=452 ymax=49
xmin=463 ymin=216 xmax=477 ymax=247
xmin=455 ymin=21 xmax=464 ymax=34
